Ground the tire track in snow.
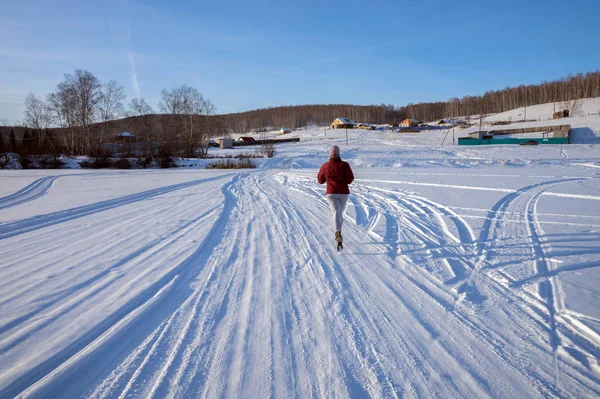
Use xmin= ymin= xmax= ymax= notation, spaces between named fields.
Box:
xmin=278 ymin=168 xmax=582 ymax=397
xmin=272 ymin=173 xmax=508 ymax=397
xmin=0 ymin=176 xmax=60 ymax=210
xmin=99 ymin=175 xmax=245 ymax=399
xmin=7 ymin=166 xmax=599 ymax=398
xmin=1 ymin=175 xmax=241 ymax=399
xmin=0 ymin=199 xmax=222 ymax=313
xmin=468 ymin=176 xmax=600 ymax=394
xmin=353 ymin=184 xmax=476 ymax=287
xmin=0 ymin=174 xmax=230 ymax=241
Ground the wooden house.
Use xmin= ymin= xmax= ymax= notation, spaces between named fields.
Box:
xmin=553 ymin=110 xmax=569 ymax=119
xmin=330 ymin=118 xmax=357 ymax=129
xmin=401 ymin=118 xmax=422 ymax=127
xmin=356 ymin=123 xmax=376 ymax=130
xmin=437 ymin=119 xmax=456 ymax=126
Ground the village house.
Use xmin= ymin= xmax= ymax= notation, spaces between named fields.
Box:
xmin=437 ymin=119 xmax=457 ymax=126
xmin=356 ymin=123 xmax=377 ymax=130
xmin=330 ymin=118 xmax=357 ymax=129
xmin=401 ymin=118 xmax=422 ymax=127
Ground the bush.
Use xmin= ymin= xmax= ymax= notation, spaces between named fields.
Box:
xmin=0 ymin=153 xmax=22 ymax=169
xmin=31 ymin=154 xmax=66 ymax=169
xmin=206 ymin=158 xmax=256 ymax=169
xmin=263 ymin=143 xmax=275 ymax=158
xmin=80 ymin=156 xmax=112 ymax=169
xmin=159 ymin=155 xmax=174 ymax=168
xmin=113 ymin=158 xmax=132 ymax=169
xmin=20 ymin=156 xmax=33 ymax=169
xmin=136 ymin=157 xmax=154 ymax=168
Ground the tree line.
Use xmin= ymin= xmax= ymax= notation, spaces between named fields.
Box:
xmin=219 ymin=70 xmax=600 ymax=132
xmin=3 ymin=69 xmax=599 ymax=156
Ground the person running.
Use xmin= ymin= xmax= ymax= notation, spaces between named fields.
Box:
xmin=317 ymin=145 xmax=355 ymax=250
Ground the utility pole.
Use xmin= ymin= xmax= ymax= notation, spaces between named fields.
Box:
xmin=524 ymin=88 xmax=527 ymax=121
xmin=346 ymin=127 xmax=348 ymax=146
xmin=452 ymin=125 xmax=455 ymax=145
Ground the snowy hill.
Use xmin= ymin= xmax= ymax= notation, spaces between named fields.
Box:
xmin=456 ymin=97 xmax=600 ymax=144
xmin=1 ymin=106 xmax=600 ymax=397
xmin=482 ymin=97 xmax=600 ymax=123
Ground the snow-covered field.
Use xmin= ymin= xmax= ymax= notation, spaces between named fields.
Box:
xmin=1 ymin=116 xmax=600 ymax=398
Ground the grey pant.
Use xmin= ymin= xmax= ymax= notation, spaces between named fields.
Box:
xmin=326 ymin=194 xmax=349 ymax=232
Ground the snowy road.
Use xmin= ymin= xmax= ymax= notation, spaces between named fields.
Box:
xmin=1 ymin=145 xmax=600 ymax=398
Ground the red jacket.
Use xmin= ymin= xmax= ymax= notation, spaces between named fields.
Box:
xmin=317 ymin=158 xmax=354 ymax=194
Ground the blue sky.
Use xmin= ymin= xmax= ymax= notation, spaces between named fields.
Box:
xmin=1 ymin=0 xmax=599 ymax=122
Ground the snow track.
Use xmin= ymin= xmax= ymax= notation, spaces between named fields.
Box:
xmin=1 ymin=163 xmax=599 ymax=398
xmin=0 ymin=176 xmax=60 ymax=210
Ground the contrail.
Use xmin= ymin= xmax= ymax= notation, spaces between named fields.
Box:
xmin=128 ymin=50 xmax=140 ymax=99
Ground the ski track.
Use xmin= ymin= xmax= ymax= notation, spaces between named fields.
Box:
xmin=1 ymin=166 xmax=599 ymax=398
xmin=0 ymin=176 xmax=61 ymax=210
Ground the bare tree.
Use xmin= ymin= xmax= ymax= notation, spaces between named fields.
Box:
xmin=128 ymin=97 xmax=154 ymax=116
xmin=98 ymin=80 xmax=125 ymax=145
xmin=159 ymin=85 xmax=215 ymax=157
xmin=561 ymin=99 xmax=583 ymax=117
xmin=24 ymin=92 xmax=55 ymax=151
xmin=48 ymin=70 xmax=102 ymax=155
xmin=127 ymin=98 xmax=155 ymax=156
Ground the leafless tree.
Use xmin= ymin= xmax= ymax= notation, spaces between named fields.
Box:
xmin=159 ymin=85 xmax=215 ymax=157
xmin=24 ymin=92 xmax=55 ymax=151
xmin=128 ymin=97 xmax=154 ymax=117
xmin=127 ymin=97 xmax=155 ymax=155
xmin=47 ymin=90 xmax=76 ymax=152
xmin=561 ymin=99 xmax=583 ymax=117
xmin=98 ymin=80 xmax=125 ymax=145
xmin=47 ymin=70 xmax=102 ymax=154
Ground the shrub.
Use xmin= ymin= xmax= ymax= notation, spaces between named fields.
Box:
xmin=92 ymin=157 xmax=112 ymax=168
xmin=20 ymin=156 xmax=33 ymax=169
xmin=136 ymin=157 xmax=153 ymax=168
xmin=33 ymin=154 xmax=65 ymax=169
xmin=113 ymin=158 xmax=132 ymax=169
xmin=0 ymin=153 xmax=22 ymax=169
xmin=206 ymin=158 xmax=256 ymax=169
xmin=80 ymin=156 xmax=112 ymax=169
xmin=263 ymin=143 xmax=275 ymax=158
xmin=159 ymin=155 xmax=174 ymax=168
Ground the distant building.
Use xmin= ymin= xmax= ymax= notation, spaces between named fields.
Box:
xmin=237 ymin=136 xmax=256 ymax=142
xmin=437 ymin=119 xmax=456 ymax=126
xmin=356 ymin=123 xmax=376 ymax=130
xmin=401 ymin=118 xmax=422 ymax=127
xmin=330 ymin=118 xmax=357 ymax=129
xmin=219 ymin=138 xmax=234 ymax=149
xmin=280 ymin=128 xmax=292 ymax=134
xmin=553 ymin=110 xmax=569 ymax=119
xmin=115 ymin=132 xmax=136 ymax=143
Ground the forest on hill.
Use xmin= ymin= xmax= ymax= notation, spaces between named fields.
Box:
xmin=222 ymin=71 xmax=600 ymax=132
